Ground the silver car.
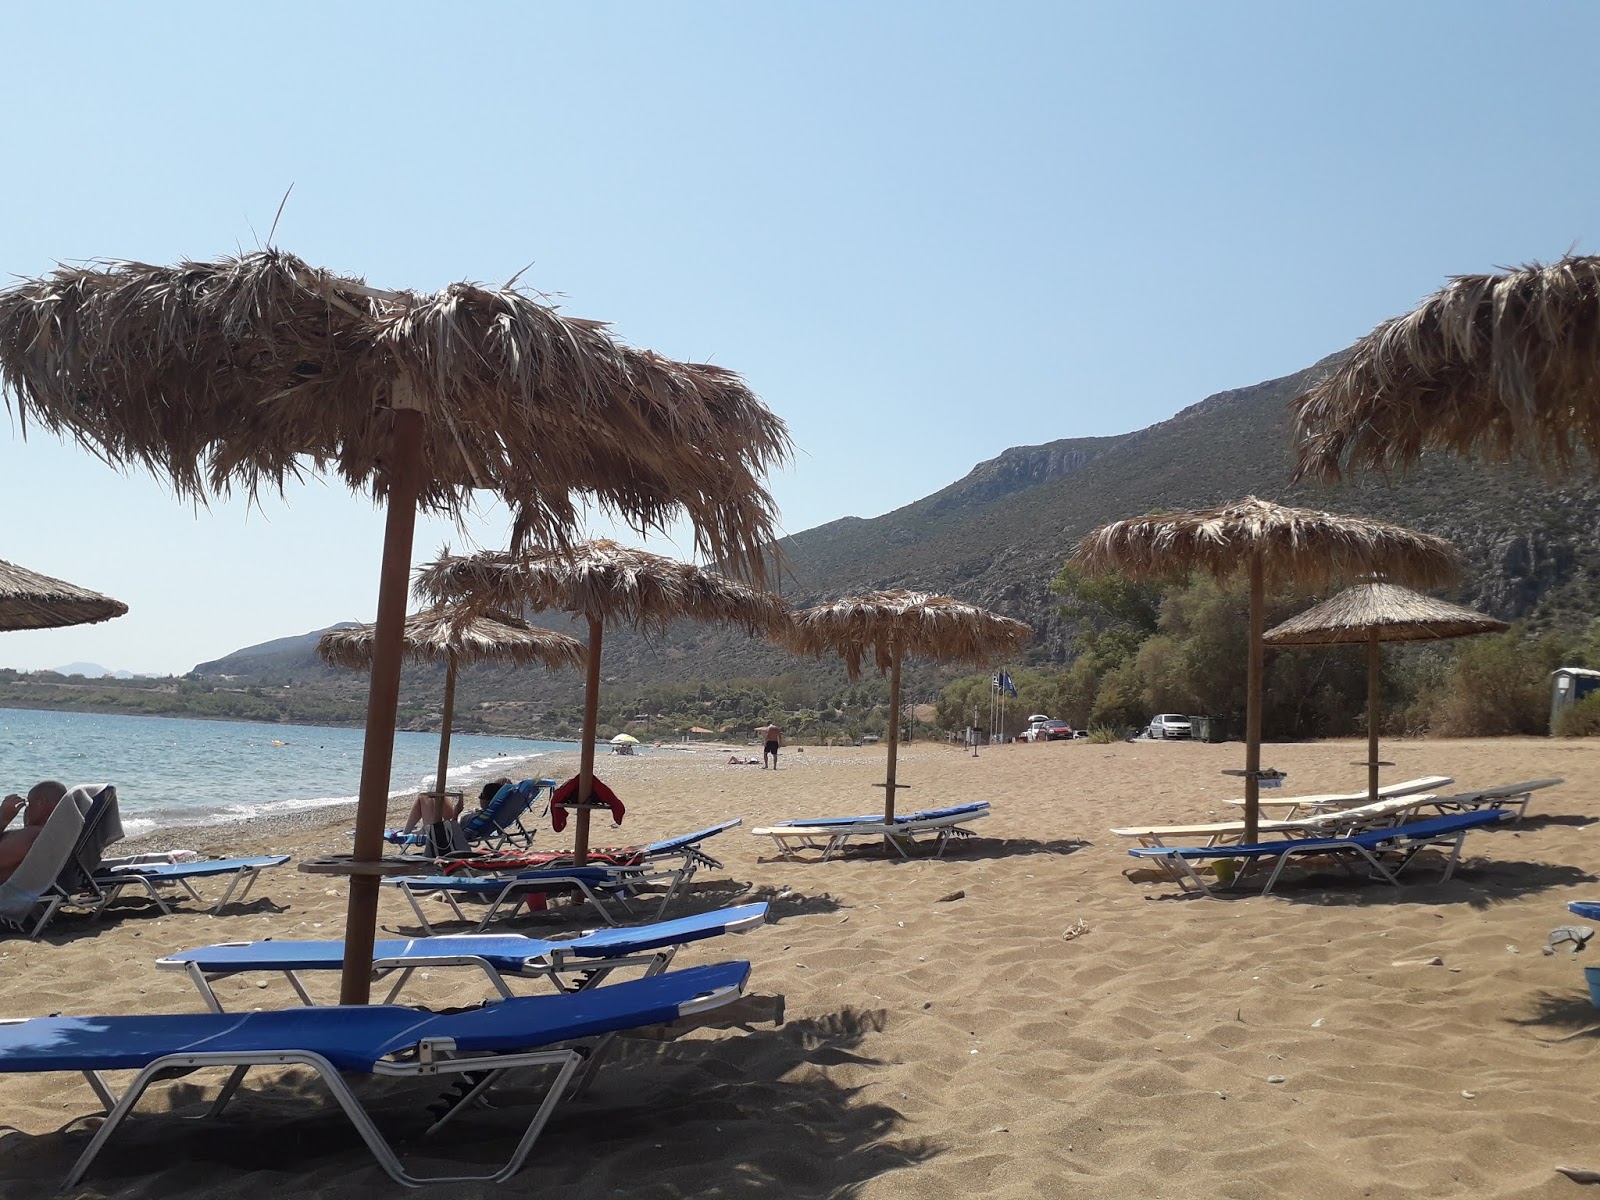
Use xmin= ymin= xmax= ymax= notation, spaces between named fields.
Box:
xmin=1146 ymin=714 xmax=1192 ymax=740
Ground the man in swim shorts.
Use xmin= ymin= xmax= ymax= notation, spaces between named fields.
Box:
xmin=760 ymin=722 xmax=782 ymax=769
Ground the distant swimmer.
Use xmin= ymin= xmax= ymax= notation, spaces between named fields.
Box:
xmin=271 ymin=740 xmax=288 ymax=746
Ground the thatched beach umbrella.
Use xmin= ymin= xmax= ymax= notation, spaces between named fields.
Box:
xmin=0 ymin=250 xmax=789 ymax=1003
xmin=784 ymin=590 xmax=1031 ymax=822
xmin=1264 ymin=582 xmax=1506 ymax=802
xmin=0 ymin=560 xmax=127 ymax=630
xmin=317 ymin=607 xmax=584 ymax=805
xmin=1072 ymin=498 xmax=1458 ymax=842
xmin=1292 ymin=255 xmax=1600 ymax=483
xmin=418 ymin=540 xmax=789 ymax=862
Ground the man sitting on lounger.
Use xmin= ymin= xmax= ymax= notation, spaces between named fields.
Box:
xmin=401 ymin=777 xmax=511 ymax=857
xmin=0 ymin=781 xmax=68 ymax=882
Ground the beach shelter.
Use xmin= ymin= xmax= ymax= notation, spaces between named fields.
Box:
xmin=783 ymin=590 xmax=1031 ymax=822
xmin=316 ymin=606 xmax=584 ymax=805
xmin=418 ymin=540 xmax=789 ymax=862
xmin=1264 ymin=582 xmax=1506 ymax=801
xmin=0 ymin=250 xmax=789 ymax=1003
xmin=1072 ymin=498 xmax=1457 ymax=842
xmin=1292 ymin=255 xmax=1600 ymax=483
xmin=0 ymin=560 xmax=126 ymax=631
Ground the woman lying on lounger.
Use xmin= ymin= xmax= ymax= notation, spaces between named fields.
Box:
xmin=0 ymin=780 xmax=69 ymax=881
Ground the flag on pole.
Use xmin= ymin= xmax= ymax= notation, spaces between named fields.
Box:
xmin=999 ymin=671 xmax=1017 ymax=697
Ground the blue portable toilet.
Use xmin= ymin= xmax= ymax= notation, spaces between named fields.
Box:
xmin=1550 ymin=667 xmax=1600 ymax=733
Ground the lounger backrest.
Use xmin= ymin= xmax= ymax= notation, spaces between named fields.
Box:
xmin=463 ymin=778 xmax=552 ymax=837
xmin=56 ymin=786 xmax=121 ymax=896
xmin=0 ymin=792 xmax=87 ymax=922
xmin=643 ymin=819 xmax=742 ymax=856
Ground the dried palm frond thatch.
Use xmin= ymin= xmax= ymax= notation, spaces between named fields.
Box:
xmin=1291 ymin=255 xmax=1600 ymax=483
xmin=1264 ymin=582 xmax=1505 ymax=802
xmin=784 ymin=590 xmax=1031 ymax=822
xmin=318 ymin=607 xmax=583 ymax=805
xmin=419 ymin=540 xmax=790 ymax=861
xmin=1071 ymin=497 xmax=1459 ymax=591
xmin=1262 ymin=582 xmax=1506 ymax=647
xmin=0 ymin=248 xmax=789 ymax=1003
xmin=315 ymin=607 xmax=585 ymax=671
xmin=418 ymin=540 xmax=789 ymax=636
xmin=1072 ymin=498 xmax=1460 ymax=843
xmin=0 ymin=249 xmax=789 ymax=575
xmin=0 ymin=560 xmax=127 ymax=631
xmin=785 ymin=590 xmax=1031 ymax=678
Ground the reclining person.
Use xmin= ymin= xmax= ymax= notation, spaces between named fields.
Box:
xmin=401 ymin=777 xmax=512 ymax=856
xmin=0 ymin=781 xmax=69 ymax=882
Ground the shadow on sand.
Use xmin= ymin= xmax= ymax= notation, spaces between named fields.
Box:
xmin=0 ymin=1004 xmax=935 ymax=1200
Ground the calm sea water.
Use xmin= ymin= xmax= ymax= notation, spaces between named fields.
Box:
xmin=0 ymin=708 xmax=586 ymax=835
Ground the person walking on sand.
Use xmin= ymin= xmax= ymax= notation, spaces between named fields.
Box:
xmin=759 ymin=722 xmax=783 ymax=769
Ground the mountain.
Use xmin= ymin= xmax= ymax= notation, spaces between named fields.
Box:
xmin=187 ymin=345 xmax=1600 ymax=700
xmin=49 ymin=662 xmax=143 ymax=680
xmin=192 ymin=624 xmax=360 ymax=677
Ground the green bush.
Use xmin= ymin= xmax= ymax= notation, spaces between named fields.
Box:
xmin=1084 ymin=725 xmax=1124 ymax=744
xmin=1556 ymin=693 xmax=1600 ymax=737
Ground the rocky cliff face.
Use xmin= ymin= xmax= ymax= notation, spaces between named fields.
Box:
xmin=927 ymin=437 xmax=1124 ymax=513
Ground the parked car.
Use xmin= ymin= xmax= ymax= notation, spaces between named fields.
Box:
xmin=1018 ymin=715 xmax=1073 ymax=742
xmin=1146 ymin=714 xmax=1192 ymax=740
xmin=1037 ymin=719 xmax=1074 ymax=741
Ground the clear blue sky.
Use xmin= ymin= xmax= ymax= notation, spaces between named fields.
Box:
xmin=1 ymin=1 xmax=1594 ymax=674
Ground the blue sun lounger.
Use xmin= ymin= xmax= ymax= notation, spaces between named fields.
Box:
xmin=751 ymin=802 xmax=990 ymax=860
xmin=0 ymin=959 xmax=751 ymax=1188
xmin=156 ymin=901 xmax=769 ymax=1010
xmin=384 ymin=778 xmax=556 ymax=852
xmin=382 ymin=864 xmax=645 ymax=933
xmin=1127 ymin=809 xmax=1513 ymax=897
xmin=94 ymin=854 xmax=290 ymax=914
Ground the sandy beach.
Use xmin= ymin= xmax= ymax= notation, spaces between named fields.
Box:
xmin=1 ymin=735 xmax=1598 ymax=1199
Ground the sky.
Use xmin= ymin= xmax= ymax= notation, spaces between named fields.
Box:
xmin=0 ymin=1 xmax=1596 ymax=675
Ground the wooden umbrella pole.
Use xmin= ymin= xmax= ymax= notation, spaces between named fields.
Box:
xmin=574 ymin=615 xmax=603 ymax=865
xmin=1367 ymin=630 xmax=1381 ymax=803
xmin=883 ymin=648 xmax=903 ymax=822
xmin=340 ymin=402 xmax=424 ymax=1006
xmin=434 ymin=651 xmax=458 ymax=805
xmin=1244 ymin=553 xmax=1265 ymax=845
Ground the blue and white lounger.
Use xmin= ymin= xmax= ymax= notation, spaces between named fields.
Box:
xmin=1127 ymin=809 xmax=1513 ymax=897
xmin=751 ymin=802 xmax=990 ymax=860
xmin=0 ymin=960 xmax=751 ymax=1188
xmin=382 ymin=864 xmax=644 ymax=933
xmin=384 ymin=778 xmax=556 ymax=852
xmin=157 ymin=901 xmax=769 ymax=1009
xmin=95 ymin=855 xmax=290 ymax=914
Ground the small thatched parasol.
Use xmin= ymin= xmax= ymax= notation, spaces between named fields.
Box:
xmin=1264 ymin=582 xmax=1506 ymax=801
xmin=0 ymin=250 xmax=789 ymax=1004
xmin=784 ymin=590 xmax=1031 ymax=822
xmin=418 ymin=539 xmax=789 ymax=862
xmin=1292 ymin=255 xmax=1600 ymax=483
xmin=317 ymin=607 xmax=583 ymax=805
xmin=1072 ymin=497 xmax=1458 ymax=842
xmin=0 ymin=560 xmax=127 ymax=630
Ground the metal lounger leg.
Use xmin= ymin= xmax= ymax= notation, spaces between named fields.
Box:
xmin=399 ymin=884 xmax=439 ymax=936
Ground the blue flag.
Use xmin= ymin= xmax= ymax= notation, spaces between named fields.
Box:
xmin=999 ymin=671 xmax=1017 ymax=697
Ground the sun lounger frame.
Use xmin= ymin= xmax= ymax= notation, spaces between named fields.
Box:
xmin=385 ymin=868 xmax=643 ymax=934
xmin=0 ymin=962 xmax=750 ymax=1189
xmin=94 ymin=855 xmax=290 ymax=915
xmin=1128 ymin=810 xmax=1511 ymax=898
xmin=753 ymin=805 xmax=988 ymax=861
xmin=156 ymin=902 xmax=769 ymax=1011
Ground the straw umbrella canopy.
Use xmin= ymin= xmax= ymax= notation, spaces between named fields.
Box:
xmin=0 ymin=249 xmax=789 ymax=1004
xmin=418 ymin=539 xmax=790 ymax=862
xmin=1292 ymin=255 xmax=1600 ymax=483
xmin=317 ymin=607 xmax=584 ymax=805
xmin=1264 ymin=582 xmax=1506 ymax=801
xmin=0 ymin=560 xmax=127 ymax=630
xmin=783 ymin=590 xmax=1032 ymax=822
xmin=1072 ymin=497 xmax=1458 ymax=842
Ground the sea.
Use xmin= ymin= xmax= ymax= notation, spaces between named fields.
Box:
xmin=0 ymin=708 xmax=588 ymax=836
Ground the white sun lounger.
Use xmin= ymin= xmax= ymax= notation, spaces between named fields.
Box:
xmin=1222 ymin=775 xmax=1455 ymax=819
xmin=156 ymin=902 xmax=768 ymax=1010
xmin=0 ymin=960 xmax=751 ymax=1188
xmin=1423 ymin=778 xmax=1562 ymax=823
xmin=751 ymin=802 xmax=989 ymax=861
xmin=1112 ymin=793 xmax=1443 ymax=848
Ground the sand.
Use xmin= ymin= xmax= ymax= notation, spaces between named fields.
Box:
xmin=1 ymin=735 xmax=1598 ymax=1199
